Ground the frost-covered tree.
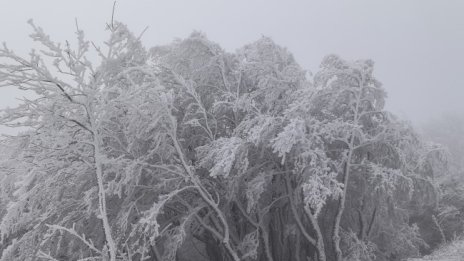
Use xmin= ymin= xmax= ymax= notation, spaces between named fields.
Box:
xmin=257 ymin=54 xmax=442 ymax=261
xmin=0 ymin=19 xmax=448 ymax=261
xmin=421 ymin=113 xmax=464 ymax=249
xmin=0 ymin=20 xmax=174 ymax=261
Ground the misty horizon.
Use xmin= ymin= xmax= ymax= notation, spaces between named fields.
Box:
xmin=1 ymin=1 xmax=463 ymax=136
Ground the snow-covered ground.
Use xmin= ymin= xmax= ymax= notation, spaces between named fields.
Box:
xmin=409 ymin=239 xmax=464 ymax=261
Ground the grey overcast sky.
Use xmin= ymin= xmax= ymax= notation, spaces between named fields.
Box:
xmin=1 ymin=0 xmax=463 ymax=135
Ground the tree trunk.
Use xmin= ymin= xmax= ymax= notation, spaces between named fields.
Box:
xmin=94 ymin=139 xmax=118 ymax=261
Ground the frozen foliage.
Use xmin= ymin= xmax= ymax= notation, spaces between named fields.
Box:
xmin=271 ymin=118 xmax=306 ymax=164
xmin=245 ymin=173 xmax=267 ymax=213
xmin=341 ymin=230 xmax=377 ymax=261
xmin=238 ymin=230 xmax=259 ymax=259
xmin=0 ymin=19 xmax=453 ymax=261
xmin=197 ymin=137 xmax=244 ymax=178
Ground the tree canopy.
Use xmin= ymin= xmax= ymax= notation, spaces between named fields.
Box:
xmin=0 ymin=20 xmax=453 ymax=261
